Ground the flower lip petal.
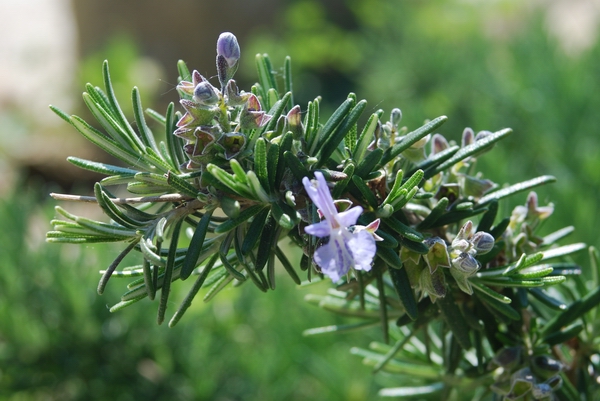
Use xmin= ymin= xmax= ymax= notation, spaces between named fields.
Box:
xmin=304 ymin=220 xmax=331 ymax=238
xmin=337 ymin=206 xmax=363 ymax=228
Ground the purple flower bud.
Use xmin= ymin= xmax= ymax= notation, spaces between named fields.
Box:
xmin=461 ymin=127 xmax=475 ymax=148
xmin=193 ymin=81 xmax=220 ymax=105
xmin=472 ymin=231 xmax=495 ymax=254
xmin=216 ymin=32 xmax=240 ymax=68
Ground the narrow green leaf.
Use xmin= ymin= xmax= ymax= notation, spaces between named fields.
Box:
xmin=476 ymin=199 xmax=498 ymax=233
xmin=132 ymin=86 xmax=159 ymax=153
xmin=157 ymin=218 xmax=183 ymax=325
xmin=181 ymin=210 xmax=213 ymax=280
xmin=206 ymin=163 xmax=254 ymax=199
xmin=382 ymin=216 xmax=423 ymax=242
xmin=475 ymin=292 xmax=520 ymax=321
xmin=437 ymin=291 xmax=472 ymax=349
xmin=529 ymin=288 xmax=566 ymax=311
xmin=97 ymin=239 xmax=139 ymax=295
xmin=219 ymin=233 xmax=246 ymax=282
xmin=435 ymin=128 xmax=512 ymax=173
xmin=166 ymin=171 xmax=199 ymax=198
xmin=351 ymin=175 xmax=379 ymax=209
xmin=70 ymin=116 xmax=147 ymax=169
xmin=145 ymin=108 xmax=166 ymax=126
xmin=266 ymin=141 xmax=280 ymax=192
xmin=477 ymin=175 xmax=556 ymax=205
xmin=283 ymin=150 xmax=310 ymax=182
xmin=416 ymin=197 xmax=449 ymax=230
xmin=317 ymin=99 xmax=367 ymax=166
xmin=168 ymin=253 xmax=219 ymax=327
xmin=67 ymin=156 xmax=138 ymax=176
xmin=354 ymin=113 xmax=379 ymax=162
xmin=310 ymin=98 xmax=353 ymax=154
xmin=255 ymin=53 xmax=277 ymax=102
xmin=254 ymin=137 xmax=269 ymax=191
xmin=355 ymin=148 xmax=383 ymax=178
xmin=471 ymin=281 xmax=511 ymax=304
xmin=380 ymin=116 xmax=448 ymax=166
xmin=255 ymin=213 xmax=278 ymax=271
xmin=261 ymin=92 xmax=292 ymax=135
xmin=241 ymin=206 xmax=270 ymax=254
xmin=215 ymin=204 xmax=266 ymax=234
xmin=274 ymin=245 xmax=301 ymax=285
xmin=331 ymin=162 xmax=355 ymax=199
xmin=418 ymin=145 xmax=460 ymax=179
xmin=541 ymin=243 xmax=587 ymax=261
xmin=283 ymin=56 xmax=293 ymax=108
xmin=164 ymin=102 xmax=184 ymax=170
xmin=94 ymin=183 xmax=144 ymax=228
xmin=389 ymin=266 xmax=418 ymax=320
xmin=541 ymin=323 xmax=584 ymax=346
xmin=102 ymin=60 xmax=146 ymax=152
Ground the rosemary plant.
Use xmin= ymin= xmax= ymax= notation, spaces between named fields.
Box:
xmin=47 ymin=32 xmax=600 ymax=400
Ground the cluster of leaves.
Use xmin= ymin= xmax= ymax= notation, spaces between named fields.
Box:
xmin=47 ymin=34 xmax=600 ymax=399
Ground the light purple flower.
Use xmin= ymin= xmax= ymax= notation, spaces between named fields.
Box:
xmin=302 ymin=172 xmax=377 ymax=282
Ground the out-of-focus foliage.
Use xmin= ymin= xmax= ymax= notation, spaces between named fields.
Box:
xmin=244 ymin=0 xmax=600 ymax=258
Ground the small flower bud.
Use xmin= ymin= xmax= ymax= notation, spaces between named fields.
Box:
xmin=217 ymin=32 xmax=240 ymax=88
xmin=452 ymin=252 xmax=479 ymax=274
xmin=461 ymin=127 xmax=475 ymax=148
xmin=431 ymin=133 xmax=449 ymax=155
xmin=390 ymin=108 xmax=402 ymax=126
xmin=193 ymin=81 xmax=220 ymax=105
xmin=216 ymin=32 xmax=240 ymax=68
xmin=472 ymin=231 xmax=495 ymax=254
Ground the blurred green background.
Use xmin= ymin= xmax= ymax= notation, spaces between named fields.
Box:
xmin=1 ymin=0 xmax=599 ymax=399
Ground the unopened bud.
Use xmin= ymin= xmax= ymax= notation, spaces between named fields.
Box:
xmin=193 ymin=81 xmax=219 ymax=105
xmin=216 ymin=32 xmax=240 ymax=68
xmin=472 ymin=231 xmax=495 ymax=254
xmin=390 ymin=108 xmax=402 ymax=126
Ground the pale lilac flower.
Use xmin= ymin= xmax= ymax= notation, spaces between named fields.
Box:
xmin=302 ymin=172 xmax=377 ymax=282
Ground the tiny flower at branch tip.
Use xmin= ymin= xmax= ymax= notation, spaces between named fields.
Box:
xmin=302 ymin=172 xmax=377 ymax=283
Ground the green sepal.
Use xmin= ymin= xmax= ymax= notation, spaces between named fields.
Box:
xmin=181 ymin=210 xmax=213 ymax=280
xmin=176 ymin=59 xmax=192 ymax=84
